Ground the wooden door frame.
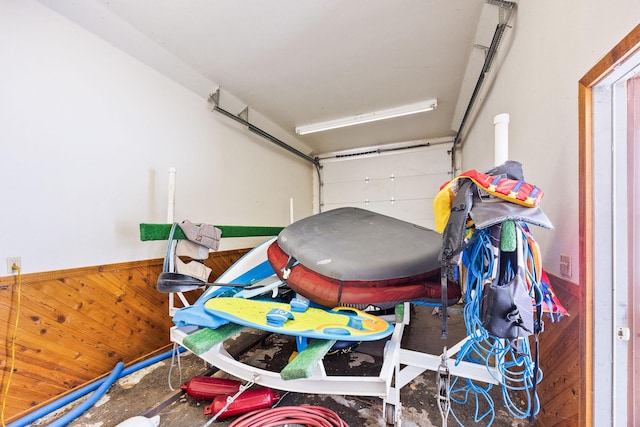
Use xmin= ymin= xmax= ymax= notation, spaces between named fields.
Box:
xmin=578 ymin=23 xmax=640 ymax=427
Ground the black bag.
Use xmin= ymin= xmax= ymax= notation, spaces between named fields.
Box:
xmin=480 ymin=226 xmax=534 ymax=339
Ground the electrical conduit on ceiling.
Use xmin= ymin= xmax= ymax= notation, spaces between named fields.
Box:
xmin=451 ymin=0 xmax=516 ymax=170
xmin=208 ymin=89 xmax=323 ymax=210
xmin=208 ymin=1 xmax=516 ymax=199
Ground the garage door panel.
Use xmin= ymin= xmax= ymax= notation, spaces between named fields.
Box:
xmin=322 ymin=199 xmax=436 ymax=229
xmin=320 ymin=144 xmax=451 ymax=230
xmin=321 ymin=146 xmax=451 ymax=184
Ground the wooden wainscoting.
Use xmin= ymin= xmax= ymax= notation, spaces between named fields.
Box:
xmin=0 ymin=254 xmax=584 ymax=425
xmin=536 ymin=273 xmax=583 ymax=427
xmin=0 ymin=248 xmax=248 ymax=423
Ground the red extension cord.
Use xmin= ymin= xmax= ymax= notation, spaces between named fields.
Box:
xmin=227 ymin=405 xmax=349 ymax=427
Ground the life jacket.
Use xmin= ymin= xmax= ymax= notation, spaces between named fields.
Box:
xmin=435 ymin=160 xmax=552 ymax=338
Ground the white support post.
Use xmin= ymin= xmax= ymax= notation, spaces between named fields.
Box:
xmin=167 ymin=167 xmax=177 ymax=223
xmin=167 ymin=167 xmax=180 ymax=316
xmin=493 ymin=113 xmax=509 ymax=166
xmin=289 ymin=197 xmax=294 ymax=224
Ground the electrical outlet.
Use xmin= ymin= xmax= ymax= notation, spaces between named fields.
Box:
xmin=560 ymin=255 xmax=571 ymax=278
xmin=6 ymin=257 xmax=21 ymax=274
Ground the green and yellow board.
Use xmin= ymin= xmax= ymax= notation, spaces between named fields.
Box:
xmin=204 ymin=298 xmax=393 ymax=341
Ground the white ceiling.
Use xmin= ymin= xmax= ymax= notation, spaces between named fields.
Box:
xmin=38 ymin=0 xmax=503 ymax=155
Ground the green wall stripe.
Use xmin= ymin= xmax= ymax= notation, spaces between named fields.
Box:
xmin=139 ymin=223 xmax=284 ymax=241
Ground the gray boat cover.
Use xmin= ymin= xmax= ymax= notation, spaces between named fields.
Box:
xmin=277 ymin=207 xmax=441 ymax=281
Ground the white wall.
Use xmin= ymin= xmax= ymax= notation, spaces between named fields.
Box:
xmin=459 ymin=0 xmax=640 ymax=278
xmin=0 ymin=1 xmax=314 ymax=275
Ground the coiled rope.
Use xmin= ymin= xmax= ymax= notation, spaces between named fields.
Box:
xmin=227 ymin=405 xmax=348 ymax=427
xmin=449 ymin=225 xmax=543 ymax=425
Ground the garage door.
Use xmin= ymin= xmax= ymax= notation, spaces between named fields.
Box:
xmin=319 ymin=143 xmax=453 ymax=229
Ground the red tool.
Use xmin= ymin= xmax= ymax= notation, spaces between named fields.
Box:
xmin=180 ymin=376 xmax=241 ymax=400
xmin=203 ymin=388 xmax=281 ymax=419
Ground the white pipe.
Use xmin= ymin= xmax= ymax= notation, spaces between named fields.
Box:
xmin=167 ymin=167 xmax=177 ymax=313
xmin=493 ymin=113 xmax=510 ymax=166
xmin=289 ymin=198 xmax=294 ymax=224
xmin=167 ymin=167 xmax=177 ymax=223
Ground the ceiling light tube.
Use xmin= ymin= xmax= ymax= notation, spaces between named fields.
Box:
xmin=295 ymin=98 xmax=437 ymax=135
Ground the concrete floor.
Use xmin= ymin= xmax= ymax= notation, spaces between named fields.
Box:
xmin=33 ymin=305 xmax=526 ymax=427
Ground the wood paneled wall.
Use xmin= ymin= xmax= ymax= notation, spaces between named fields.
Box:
xmin=0 ymin=249 xmax=248 ymax=423
xmin=0 ymin=253 xmax=585 ymax=425
xmin=536 ymin=274 xmax=583 ymax=427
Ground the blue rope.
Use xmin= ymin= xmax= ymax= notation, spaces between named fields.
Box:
xmin=449 ymin=224 xmax=543 ymax=425
xmin=450 ymin=376 xmax=496 ymax=426
xmin=163 ymin=222 xmax=178 ymax=272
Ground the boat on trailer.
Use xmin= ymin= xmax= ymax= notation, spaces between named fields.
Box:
xmin=161 ymin=209 xmax=489 ymax=426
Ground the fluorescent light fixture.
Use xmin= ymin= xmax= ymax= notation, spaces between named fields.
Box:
xmin=295 ymin=98 xmax=437 ymax=135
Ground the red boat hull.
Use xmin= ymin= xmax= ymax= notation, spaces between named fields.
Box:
xmin=267 ymin=240 xmax=460 ymax=310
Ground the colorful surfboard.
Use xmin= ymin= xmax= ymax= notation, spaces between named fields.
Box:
xmin=203 ymin=297 xmax=393 ymax=341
